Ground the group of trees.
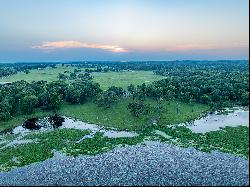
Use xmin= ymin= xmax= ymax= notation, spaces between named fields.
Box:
xmin=0 ymin=79 xmax=101 ymax=121
xmin=58 ymin=71 xmax=93 ymax=81
xmin=127 ymin=102 xmax=151 ymax=117
xmin=95 ymin=86 xmax=125 ymax=108
xmin=152 ymin=64 xmax=249 ymax=109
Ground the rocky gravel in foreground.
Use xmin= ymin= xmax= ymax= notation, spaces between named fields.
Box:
xmin=0 ymin=141 xmax=249 ymax=186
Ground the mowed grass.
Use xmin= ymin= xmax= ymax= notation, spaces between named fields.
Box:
xmin=0 ymin=66 xmax=75 ymax=82
xmin=92 ymin=71 xmax=165 ymax=90
xmin=60 ymin=98 xmax=210 ymax=131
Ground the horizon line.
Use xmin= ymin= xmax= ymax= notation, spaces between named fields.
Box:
xmin=0 ymin=59 xmax=249 ymax=64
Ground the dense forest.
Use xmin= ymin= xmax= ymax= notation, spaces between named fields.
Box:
xmin=0 ymin=60 xmax=248 ymax=122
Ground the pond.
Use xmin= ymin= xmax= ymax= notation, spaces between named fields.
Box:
xmin=186 ymin=107 xmax=249 ymax=133
xmin=9 ymin=115 xmax=139 ymax=139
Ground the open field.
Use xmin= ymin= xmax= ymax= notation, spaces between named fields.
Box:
xmin=0 ymin=66 xmax=165 ymax=90
xmin=0 ymin=66 xmax=76 ymax=82
xmin=92 ymin=71 xmax=164 ymax=90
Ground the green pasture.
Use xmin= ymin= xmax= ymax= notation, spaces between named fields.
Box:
xmin=0 ymin=66 xmax=75 ymax=82
xmin=92 ymin=71 xmax=164 ymax=90
xmin=0 ymin=66 xmax=165 ymax=90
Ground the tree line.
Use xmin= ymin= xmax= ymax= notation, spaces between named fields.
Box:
xmin=0 ymin=79 xmax=101 ymax=121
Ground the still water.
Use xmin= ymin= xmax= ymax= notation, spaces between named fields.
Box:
xmin=187 ymin=108 xmax=249 ymax=133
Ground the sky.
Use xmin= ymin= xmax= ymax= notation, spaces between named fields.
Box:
xmin=0 ymin=0 xmax=249 ymax=62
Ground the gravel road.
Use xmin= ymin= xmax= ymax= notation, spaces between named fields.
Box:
xmin=0 ymin=141 xmax=249 ymax=186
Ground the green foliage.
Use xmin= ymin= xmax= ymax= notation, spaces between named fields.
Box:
xmin=69 ymin=72 xmax=77 ymax=79
xmin=58 ymin=73 xmax=68 ymax=80
xmin=107 ymin=86 xmax=124 ymax=96
xmin=95 ymin=91 xmax=119 ymax=108
xmin=0 ymin=78 xmax=101 ymax=123
xmin=66 ymin=86 xmax=82 ymax=104
xmin=20 ymin=95 xmax=38 ymax=114
xmin=0 ymin=99 xmax=12 ymax=121
xmin=48 ymin=92 xmax=63 ymax=110
xmin=132 ymin=90 xmax=146 ymax=101
xmin=153 ymin=61 xmax=249 ymax=109
xmin=127 ymin=84 xmax=136 ymax=94
xmin=0 ymin=129 xmax=89 ymax=171
xmin=147 ymin=126 xmax=249 ymax=158
xmin=127 ymin=101 xmax=151 ymax=117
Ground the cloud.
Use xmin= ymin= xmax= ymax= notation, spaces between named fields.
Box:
xmin=32 ymin=41 xmax=128 ymax=53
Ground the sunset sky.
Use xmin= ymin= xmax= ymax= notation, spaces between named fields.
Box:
xmin=0 ymin=0 xmax=249 ymax=62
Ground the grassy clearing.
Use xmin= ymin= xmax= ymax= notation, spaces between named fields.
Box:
xmin=0 ymin=65 xmax=75 ymax=82
xmin=60 ymin=98 xmax=209 ymax=131
xmin=92 ymin=71 xmax=164 ymax=90
xmin=0 ymin=66 xmax=164 ymax=90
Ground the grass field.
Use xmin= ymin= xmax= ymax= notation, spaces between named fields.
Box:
xmin=0 ymin=66 xmax=75 ymax=82
xmin=60 ymin=98 xmax=210 ymax=131
xmin=92 ymin=71 xmax=164 ymax=90
xmin=0 ymin=66 xmax=164 ymax=90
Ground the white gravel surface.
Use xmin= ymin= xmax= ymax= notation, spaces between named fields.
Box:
xmin=0 ymin=141 xmax=248 ymax=186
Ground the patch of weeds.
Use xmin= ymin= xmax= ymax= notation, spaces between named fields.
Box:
xmin=0 ymin=129 xmax=90 ymax=171
xmin=147 ymin=125 xmax=249 ymax=158
xmin=0 ymin=129 xmax=145 ymax=171
xmin=65 ymin=132 xmax=145 ymax=157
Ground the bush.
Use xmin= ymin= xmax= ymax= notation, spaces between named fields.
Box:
xmin=127 ymin=101 xmax=151 ymax=117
